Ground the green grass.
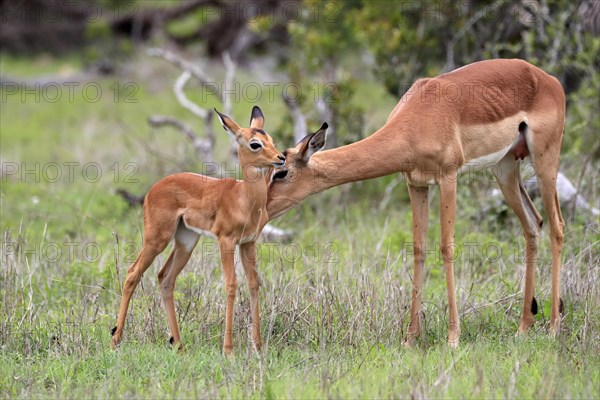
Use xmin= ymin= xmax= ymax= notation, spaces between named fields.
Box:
xmin=1 ymin=50 xmax=599 ymax=398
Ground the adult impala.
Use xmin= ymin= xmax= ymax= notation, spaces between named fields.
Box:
xmin=111 ymin=107 xmax=286 ymax=355
xmin=268 ymin=59 xmax=565 ymax=346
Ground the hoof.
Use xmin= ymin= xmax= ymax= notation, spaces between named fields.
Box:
xmin=518 ymin=319 xmax=534 ymax=334
xmin=549 ymin=320 xmax=561 ymax=338
xmin=403 ymin=336 xmax=418 ymax=348
xmin=252 ymin=341 xmax=262 ymax=354
xmin=223 ymin=346 xmax=233 ymax=360
xmin=447 ymin=338 xmax=459 ymax=348
xmin=110 ymin=327 xmax=121 ymax=349
xmin=169 ymin=337 xmax=184 ymax=352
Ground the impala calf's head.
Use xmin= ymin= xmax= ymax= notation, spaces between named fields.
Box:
xmin=215 ymin=106 xmax=286 ymax=169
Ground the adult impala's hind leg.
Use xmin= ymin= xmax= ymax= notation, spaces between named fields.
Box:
xmin=158 ymin=226 xmax=199 ymax=348
xmin=493 ymin=156 xmax=543 ymax=333
xmin=528 ymin=117 xmax=565 ymax=335
xmin=534 ymin=157 xmax=565 ymax=335
xmin=404 ymin=184 xmax=429 ymax=347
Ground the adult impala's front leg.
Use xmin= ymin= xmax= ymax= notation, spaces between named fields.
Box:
xmin=404 ymin=184 xmax=429 ymax=347
xmin=439 ymin=174 xmax=460 ymax=347
xmin=240 ymin=242 xmax=262 ymax=352
xmin=219 ymin=238 xmax=237 ymax=356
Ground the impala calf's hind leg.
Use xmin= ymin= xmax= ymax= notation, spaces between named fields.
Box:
xmin=157 ymin=226 xmax=199 ymax=348
xmin=111 ymin=241 xmax=166 ymax=348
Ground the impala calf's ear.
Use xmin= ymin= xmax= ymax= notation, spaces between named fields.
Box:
xmin=298 ymin=122 xmax=328 ymax=163
xmin=249 ymin=106 xmax=265 ymax=129
xmin=214 ymin=108 xmax=242 ymax=138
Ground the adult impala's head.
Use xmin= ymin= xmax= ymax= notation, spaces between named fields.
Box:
xmin=215 ymin=106 xmax=286 ymax=169
xmin=267 ymin=123 xmax=328 ymax=218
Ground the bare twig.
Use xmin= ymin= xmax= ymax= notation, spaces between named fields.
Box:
xmin=283 ymin=91 xmax=308 ymax=144
xmin=148 ymin=115 xmax=214 ymax=162
xmin=570 ymin=141 xmax=600 ymax=222
xmin=148 ymin=115 xmax=201 ymax=146
xmin=316 ymin=97 xmax=335 ymax=148
xmin=445 ymin=0 xmax=507 ymax=70
xmin=146 ymin=47 xmax=224 ymax=162
xmin=174 ymin=71 xmax=208 ymax=119
xmin=147 ymin=47 xmax=215 ymax=89
xmin=222 ymin=51 xmax=236 ymax=116
xmin=460 ymin=293 xmax=519 ymax=317
xmin=222 ymin=51 xmax=238 ymax=158
xmin=116 ymin=189 xmax=144 ymax=207
xmin=261 ymin=225 xmax=293 ymax=242
xmin=378 ymin=175 xmax=403 ymax=212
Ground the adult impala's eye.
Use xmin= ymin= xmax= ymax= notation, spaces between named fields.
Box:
xmin=273 ymin=170 xmax=288 ymax=180
xmin=249 ymin=142 xmax=262 ymax=151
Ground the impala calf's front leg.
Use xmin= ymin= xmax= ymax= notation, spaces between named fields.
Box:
xmin=241 ymin=242 xmax=262 ymax=351
xmin=219 ymin=239 xmax=237 ymax=356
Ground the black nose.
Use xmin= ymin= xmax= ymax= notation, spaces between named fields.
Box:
xmin=278 ymin=155 xmax=286 ymax=162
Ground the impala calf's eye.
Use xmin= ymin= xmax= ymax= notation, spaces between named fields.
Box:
xmin=250 ymin=142 xmax=262 ymax=150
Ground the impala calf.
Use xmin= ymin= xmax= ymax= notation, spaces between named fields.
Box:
xmin=111 ymin=106 xmax=286 ymax=355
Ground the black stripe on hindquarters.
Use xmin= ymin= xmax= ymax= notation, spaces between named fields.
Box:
xmin=559 ymin=298 xmax=564 ymax=314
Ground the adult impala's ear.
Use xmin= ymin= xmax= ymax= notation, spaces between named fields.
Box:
xmin=214 ymin=108 xmax=242 ymax=138
xmin=297 ymin=122 xmax=328 ymax=163
xmin=249 ymin=106 xmax=265 ymax=129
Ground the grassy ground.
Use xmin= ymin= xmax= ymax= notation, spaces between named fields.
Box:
xmin=1 ymin=51 xmax=599 ymax=398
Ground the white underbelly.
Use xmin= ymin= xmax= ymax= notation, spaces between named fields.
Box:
xmin=458 ymin=143 xmax=514 ymax=174
xmin=182 ymin=222 xmax=217 ymax=239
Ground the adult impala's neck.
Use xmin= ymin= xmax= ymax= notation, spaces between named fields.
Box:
xmin=309 ymin=123 xmax=413 ymax=194
xmin=267 ymin=120 xmax=415 ymax=219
